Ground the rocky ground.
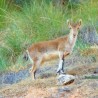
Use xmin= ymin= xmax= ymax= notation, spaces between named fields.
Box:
xmin=0 ymin=47 xmax=98 ymax=98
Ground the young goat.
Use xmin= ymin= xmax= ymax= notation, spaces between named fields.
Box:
xmin=24 ymin=19 xmax=82 ymax=79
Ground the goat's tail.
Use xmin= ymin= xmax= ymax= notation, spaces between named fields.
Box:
xmin=23 ymin=50 xmax=29 ymax=61
xmin=23 ymin=50 xmax=34 ymax=65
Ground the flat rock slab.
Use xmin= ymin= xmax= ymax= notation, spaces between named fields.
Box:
xmin=57 ymin=74 xmax=75 ymax=85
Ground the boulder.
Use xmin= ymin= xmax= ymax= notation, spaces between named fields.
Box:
xmin=57 ymin=74 xmax=75 ymax=85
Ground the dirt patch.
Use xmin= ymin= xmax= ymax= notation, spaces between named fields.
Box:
xmin=69 ymin=79 xmax=98 ymax=98
xmin=23 ymin=78 xmax=98 ymax=98
xmin=0 ymin=77 xmax=57 ymax=97
xmin=25 ymin=87 xmax=57 ymax=98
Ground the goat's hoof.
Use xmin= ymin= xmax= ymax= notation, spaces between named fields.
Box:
xmin=57 ymin=70 xmax=65 ymax=75
xmin=60 ymin=70 xmax=65 ymax=74
xmin=56 ymin=70 xmax=61 ymax=75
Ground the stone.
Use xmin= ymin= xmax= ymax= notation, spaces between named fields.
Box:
xmin=94 ymin=68 xmax=98 ymax=74
xmin=57 ymin=74 xmax=75 ymax=85
xmin=58 ymin=87 xmax=72 ymax=92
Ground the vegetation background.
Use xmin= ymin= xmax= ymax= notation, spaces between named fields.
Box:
xmin=0 ymin=0 xmax=98 ymax=72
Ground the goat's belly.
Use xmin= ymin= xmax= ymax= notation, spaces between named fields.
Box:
xmin=42 ymin=51 xmax=59 ymax=62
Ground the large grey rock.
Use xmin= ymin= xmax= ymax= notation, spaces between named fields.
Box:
xmin=57 ymin=74 xmax=75 ymax=85
xmin=79 ymin=26 xmax=98 ymax=45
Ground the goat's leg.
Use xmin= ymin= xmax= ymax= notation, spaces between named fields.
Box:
xmin=31 ymin=57 xmax=43 ymax=79
xmin=57 ymin=59 xmax=64 ymax=74
xmin=57 ymin=52 xmax=64 ymax=74
xmin=61 ymin=51 xmax=70 ymax=74
xmin=29 ymin=64 xmax=37 ymax=80
xmin=57 ymin=51 xmax=70 ymax=74
xmin=61 ymin=54 xmax=65 ymax=73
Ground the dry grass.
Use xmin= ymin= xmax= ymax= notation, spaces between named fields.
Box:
xmin=1 ymin=61 xmax=98 ymax=98
xmin=66 ymin=63 xmax=98 ymax=75
xmin=69 ymin=79 xmax=98 ymax=98
xmin=79 ymin=46 xmax=98 ymax=56
xmin=1 ymin=46 xmax=98 ymax=97
xmin=0 ymin=77 xmax=57 ymax=97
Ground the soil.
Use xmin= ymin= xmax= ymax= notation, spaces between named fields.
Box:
xmin=0 ymin=47 xmax=98 ymax=98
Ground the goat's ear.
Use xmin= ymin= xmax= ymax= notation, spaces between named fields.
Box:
xmin=78 ymin=19 xmax=82 ymax=26
xmin=67 ymin=19 xmax=71 ymax=28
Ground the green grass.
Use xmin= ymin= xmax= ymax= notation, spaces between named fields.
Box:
xmin=0 ymin=0 xmax=98 ymax=72
xmin=0 ymin=0 xmax=8 ymax=28
xmin=85 ymin=76 xmax=98 ymax=79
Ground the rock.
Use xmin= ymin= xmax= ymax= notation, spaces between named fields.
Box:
xmin=57 ymin=74 xmax=75 ymax=85
xmin=79 ymin=26 xmax=98 ymax=45
xmin=3 ymin=72 xmax=16 ymax=84
xmin=2 ymin=69 xmax=30 ymax=85
xmin=94 ymin=68 xmax=98 ymax=74
xmin=0 ymin=95 xmax=3 ymax=98
xmin=58 ymin=86 xmax=72 ymax=92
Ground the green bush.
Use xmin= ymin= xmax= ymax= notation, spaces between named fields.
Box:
xmin=0 ymin=0 xmax=98 ymax=71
